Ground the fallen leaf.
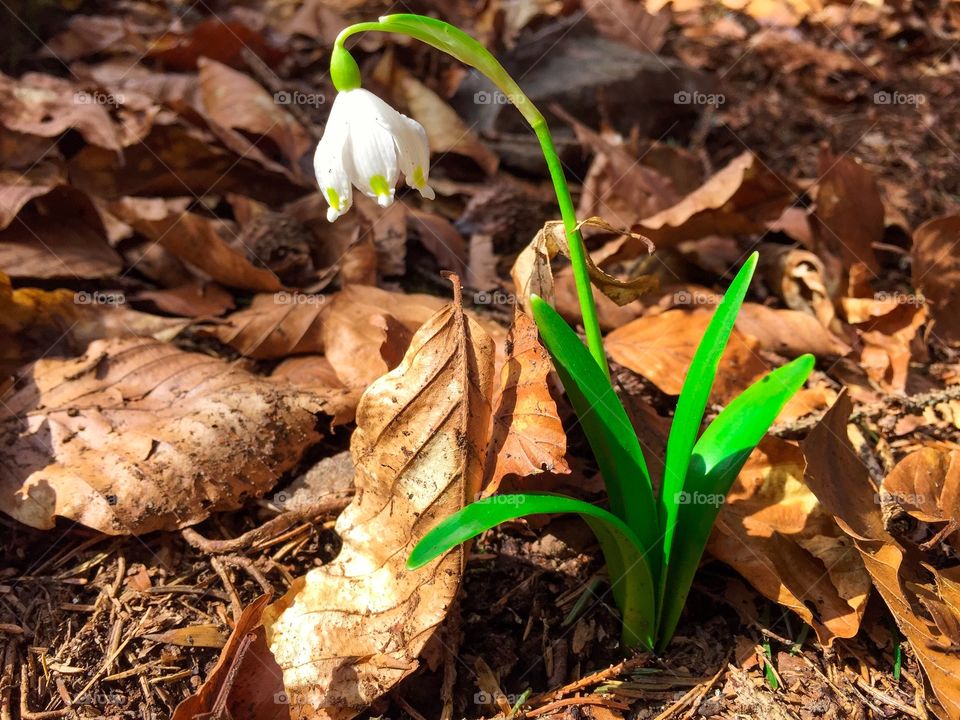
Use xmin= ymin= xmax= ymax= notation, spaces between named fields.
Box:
xmin=737 ymin=302 xmax=850 ymax=357
xmin=605 ymin=308 xmax=768 ymax=401
xmin=131 ymin=282 xmax=235 ymax=317
xmin=912 ymin=215 xmax=960 ymax=346
xmin=0 ymin=162 xmax=66 ymax=229
xmin=882 ymin=447 xmax=960 ymax=547
xmin=172 ymin=596 xmax=287 ymax=720
xmin=108 ymin=198 xmax=283 ymax=292
xmin=618 ymin=152 xmax=796 ymax=251
xmin=511 ymin=218 xmax=657 ymax=312
xmin=484 ymin=310 xmax=569 ymax=495
xmin=812 ymin=149 xmax=883 ymax=275
xmin=857 ymin=302 xmax=927 ymax=393
xmin=142 ymin=624 xmax=227 ymax=648
xmin=802 ymin=392 xmax=960 ymax=719
xmin=0 ymin=338 xmax=322 ymax=534
xmin=0 ymin=188 xmax=122 ymax=279
xmin=261 ymin=281 xmax=494 ymax=718
xmin=197 ymin=58 xmax=312 ymax=169
xmin=709 ymin=436 xmax=871 ymax=645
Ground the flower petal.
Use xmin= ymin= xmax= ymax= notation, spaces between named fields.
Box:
xmin=341 ymin=89 xmax=399 ymax=207
xmin=314 ymin=95 xmax=353 ymax=222
xmin=391 ymin=115 xmax=435 ymax=200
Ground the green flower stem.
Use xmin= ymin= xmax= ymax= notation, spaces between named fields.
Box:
xmin=334 ymin=14 xmax=609 ymax=377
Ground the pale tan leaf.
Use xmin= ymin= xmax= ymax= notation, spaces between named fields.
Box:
xmin=261 ymin=282 xmax=495 ymax=719
xmin=0 ymin=338 xmax=322 ymax=534
xmin=709 ymin=436 xmax=871 ymax=645
xmin=484 ymin=310 xmax=569 ymax=495
xmin=142 ymin=624 xmax=227 ymax=649
xmin=737 ymin=302 xmax=851 ymax=357
xmin=882 ymin=447 xmax=960 ymax=537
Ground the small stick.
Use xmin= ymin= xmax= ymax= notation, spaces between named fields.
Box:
xmin=210 ymin=558 xmax=243 ymax=622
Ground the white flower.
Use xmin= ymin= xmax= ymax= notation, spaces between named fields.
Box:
xmin=314 ymin=88 xmax=435 ymax=222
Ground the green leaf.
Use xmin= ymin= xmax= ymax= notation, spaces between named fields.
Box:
xmin=656 ymin=354 xmax=814 ymax=650
xmin=658 ymin=252 xmax=758 ymax=614
xmin=529 ymin=296 xmax=659 ymax=572
xmin=408 ymin=493 xmax=657 ymax=649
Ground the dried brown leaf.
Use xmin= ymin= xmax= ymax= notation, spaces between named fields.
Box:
xmin=511 ymin=218 xmax=657 ymax=311
xmin=709 ymin=436 xmax=870 ymax=645
xmin=912 ymin=215 xmax=960 ymax=346
xmin=623 ymin=152 xmax=796 ymax=250
xmin=261 ymin=283 xmax=494 ymax=718
xmin=605 ymin=308 xmax=768 ymax=401
xmin=803 ymin=393 xmax=960 ymax=719
xmin=0 ymin=338 xmax=322 ymax=534
xmin=484 ymin=310 xmax=569 ymax=495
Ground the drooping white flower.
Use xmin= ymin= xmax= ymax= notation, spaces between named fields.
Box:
xmin=314 ymin=88 xmax=435 ymax=222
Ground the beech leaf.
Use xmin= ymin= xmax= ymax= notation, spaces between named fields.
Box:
xmin=260 ymin=280 xmax=495 ymax=718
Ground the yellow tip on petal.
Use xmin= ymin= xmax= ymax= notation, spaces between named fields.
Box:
xmin=325 ymin=187 xmax=341 ymax=211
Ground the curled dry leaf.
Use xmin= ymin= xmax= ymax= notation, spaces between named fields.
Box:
xmin=617 ymin=152 xmax=796 ymax=252
xmin=881 ymin=447 xmax=960 ymax=547
xmin=261 ymin=284 xmax=494 ymax=719
xmin=912 ymin=215 xmax=960 ymax=347
xmin=802 ymin=392 xmax=960 ymax=719
xmin=0 ymin=338 xmax=322 ymax=534
xmin=484 ymin=310 xmax=569 ymax=496
xmin=511 ymin=217 xmax=657 ymax=311
xmin=759 ymin=244 xmax=836 ymax=328
xmin=857 ymin=302 xmax=927 ymax=393
xmin=605 ymin=308 xmax=768 ymax=401
xmin=709 ymin=436 xmax=871 ymax=645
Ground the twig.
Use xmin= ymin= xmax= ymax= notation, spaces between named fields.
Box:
xmin=526 ymin=654 xmax=649 ymax=705
xmin=853 ymin=676 xmax=924 ymax=719
xmin=217 ymin=555 xmax=275 ymax=596
xmin=181 ymin=495 xmax=351 ymax=554
xmin=210 ymin=557 xmax=243 ymax=622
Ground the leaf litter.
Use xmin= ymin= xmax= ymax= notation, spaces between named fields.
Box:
xmin=1 ymin=0 xmax=959 ymax=718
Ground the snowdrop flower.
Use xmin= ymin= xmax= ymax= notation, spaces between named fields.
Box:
xmin=315 ymin=88 xmax=435 ymax=222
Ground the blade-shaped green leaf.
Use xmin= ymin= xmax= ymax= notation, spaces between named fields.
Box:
xmin=656 ymin=354 xmax=814 ymax=650
xmin=658 ymin=252 xmax=758 ymax=613
xmin=408 ymin=493 xmax=657 ymax=649
xmin=529 ymin=296 xmax=659 ymax=571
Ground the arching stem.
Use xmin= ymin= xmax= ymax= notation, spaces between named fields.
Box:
xmin=333 ymin=15 xmax=609 ymax=377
